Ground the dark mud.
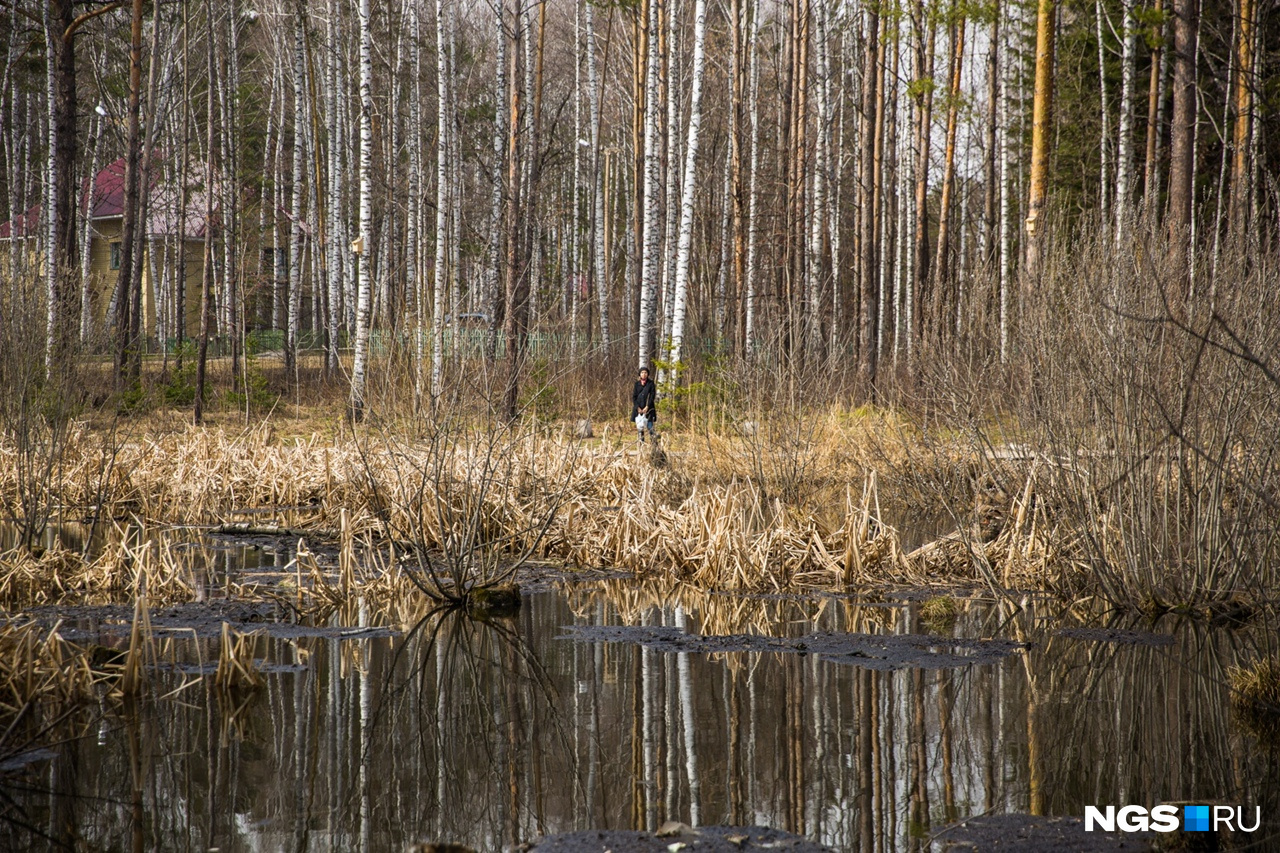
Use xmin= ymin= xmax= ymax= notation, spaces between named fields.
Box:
xmin=932 ymin=814 xmax=1151 ymax=851
xmin=527 ymin=825 xmax=833 ymax=852
xmin=19 ymin=600 xmax=400 ymax=641
xmin=560 ymin=624 xmax=1028 ymax=669
xmin=1056 ymin=626 xmax=1176 ymax=646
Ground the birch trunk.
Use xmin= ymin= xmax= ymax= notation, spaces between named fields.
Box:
xmin=1095 ymin=0 xmax=1111 ymax=222
xmin=1116 ymin=0 xmax=1136 ymax=243
xmin=287 ymin=3 xmax=306 ymax=378
xmin=665 ymin=0 xmax=709 ymax=385
xmin=858 ymin=4 xmax=881 ymax=392
xmin=432 ymin=0 xmax=450 ymax=400
xmin=350 ymin=0 xmax=375 ymax=417
xmin=585 ymin=2 xmax=609 ymax=349
xmin=325 ymin=0 xmax=343 ymax=375
xmin=43 ymin=0 xmax=58 ymax=371
xmin=744 ymin=0 xmax=762 ymax=362
xmin=408 ymin=0 xmax=423 ymax=405
xmin=998 ymin=0 xmax=1012 ymax=362
xmin=637 ymin=0 xmax=662 ymax=369
xmin=485 ymin=0 xmax=507 ymax=361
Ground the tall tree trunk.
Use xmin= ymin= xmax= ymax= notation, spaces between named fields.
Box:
xmin=502 ymin=0 xmax=527 ymax=420
xmin=784 ymin=0 xmax=808 ymax=365
xmin=485 ymin=0 xmax=507 ymax=361
xmin=1095 ymin=0 xmax=1111 ymax=223
xmin=1165 ymin=0 xmax=1197 ymax=255
xmin=932 ymin=8 xmax=964 ymax=346
xmin=408 ymin=0 xmax=423 ymax=404
xmin=910 ymin=1 xmax=935 ymax=350
xmin=637 ymin=0 xmax=662 ymax=369
xmin=1142 ymin=0 xmax=1165 ymax=210
xmin=115 ymin=0 xmax=146 ymax=384
xmin=585 ymin=2 xmax=609 ymax=350
xmin=1115 ymin=0 xmax=1136 ymax=243
xmin=432 ymin=0 xmax=450 ymax=400
xmin=982 ymin=10 xmax=998 ymax=267
xmin=350 ymin=0 xmax=375 ymax=418
xmin=325 ymin=0 xmax=343 ymax=375
xmin=665 ymin=0 xmax=708 ymax=386
xmin=45 ymin=0 xmax=79 ymax=370
xmin=43 ymin=0 xmax=60 ymax=372
xmin=287 ymin=2 xmax=306 ymax=378
xmin=807 ymin=0 xmax=830 ymax=357
xmin=743 ymin=0 xmax=762 ymax=362
xmin=175 ymin=0 xmax=191 ymax=368
xmin=130 ymin=0 xmax=166 ymax=381
xmin=1024 ymin=0 xmax=1054 ymax=284
xmin=998 ymin=0 xmax=1012 ymax=363
xmin=79 ymin=112 xmax=100 ymax=343
xmin=729 ymin=0 xmax=745 ymax=356
xmin=194 ymin=0 xmax=218 ymax=425
xmin=858 ymin=4 xmax=881 ymax=394
xmin=1228 ymin=0 xmax=1253 ymax=233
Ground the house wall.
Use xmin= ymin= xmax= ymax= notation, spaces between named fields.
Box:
xmin=87 ymin=219 xmax=206 ymax=344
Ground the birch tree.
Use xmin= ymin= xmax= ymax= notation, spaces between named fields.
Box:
xmin=859 ymin=3 xmax=881 ymax=392
xmin=286 ymin=1 xmax=306 ymax=378
xmin=637 ymin=0 xmax=662 ymax=369
xmin=350 ymin=0 xmax=375 ymax=418
xmin=664 ymin=0 xmax=708 ymax=387
xmin=1115 ymin=0 xmax=1136 ymax=243
xmin=432 ymin=0 xmax=450 ymax=401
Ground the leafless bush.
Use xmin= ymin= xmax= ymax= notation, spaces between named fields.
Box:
xmin=992 ymin=223 xmax=1280 ymax=609
xmin=0 ymin=284 xmax=78 ymax=548
xmin=352 ymin=407 xmax=584 ymax=604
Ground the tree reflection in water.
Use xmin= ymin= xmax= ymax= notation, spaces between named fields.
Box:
xmin=2 ymin=586 xmax=1278 ymax=851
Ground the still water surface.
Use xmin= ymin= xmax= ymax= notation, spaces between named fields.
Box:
xmin=2 ymin=533 xmax=1277 ymax=851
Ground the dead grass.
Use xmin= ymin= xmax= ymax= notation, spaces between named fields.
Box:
xmin=1230 ymin=656 xmax=1280 ymax=748
xmin=0 ymin=406 xmax=1251 ymax=602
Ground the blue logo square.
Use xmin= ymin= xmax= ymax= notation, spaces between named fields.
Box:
xmin=1184 ymin=805 xmax=1210 ymax=832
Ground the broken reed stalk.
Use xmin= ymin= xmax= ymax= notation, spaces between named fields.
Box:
xmin=214 ymin=622 xmax=265 ymax=692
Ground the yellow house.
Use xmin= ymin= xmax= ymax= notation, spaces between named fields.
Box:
xmin=1 ymin=156 xmax=218 ymax=346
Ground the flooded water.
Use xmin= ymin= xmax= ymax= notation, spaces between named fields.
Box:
xmin=2 ymin=533 xmax=1278 ymax=851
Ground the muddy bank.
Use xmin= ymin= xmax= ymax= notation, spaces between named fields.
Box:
xmin=19 ymin=600 xmax=400 ymax=641
xmin=933 ymin=814 xmax=1151 ymax=851
xmin=559 ymin=624 xmax=1028 ymax=669
xmin=1056 ymin=626 xmax=1175 ymax=646
xmin=526 ymin=824 xmax=833 ymax=852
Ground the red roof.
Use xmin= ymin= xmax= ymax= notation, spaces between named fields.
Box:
xmin=0 ymin=156 xmax=221 ymax=241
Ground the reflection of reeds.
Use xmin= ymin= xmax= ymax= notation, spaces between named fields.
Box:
xmin=1230 ymin=656 xmax=1280 ymax=748
xmin=213 ymin=623 xmax=265 ymax=692
xmin=0 ymin=620 xmax=99 ymax=724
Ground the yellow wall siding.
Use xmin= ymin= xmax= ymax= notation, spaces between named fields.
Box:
xmin=86 ymin=220 xmax=206 ymax=341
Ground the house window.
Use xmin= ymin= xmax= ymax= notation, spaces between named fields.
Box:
xmin=109 ymin=242 xmax=122 ymax=270
xmin=263 ymin=247 xmax=287 ymax=280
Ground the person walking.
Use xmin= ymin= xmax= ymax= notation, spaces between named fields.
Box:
xmin=631 ymin=366 xmax=657 ymax=442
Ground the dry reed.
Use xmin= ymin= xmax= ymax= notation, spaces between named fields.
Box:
xmin=0 ymin=412 xmax=1242 ymax=602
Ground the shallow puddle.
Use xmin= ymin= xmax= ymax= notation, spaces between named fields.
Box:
xmin=1 ymin=532 xmax=1278 ymax=851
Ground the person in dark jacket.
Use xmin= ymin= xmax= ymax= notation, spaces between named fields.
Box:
xmin=631 ymin=367 xmax=657 ymax=442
